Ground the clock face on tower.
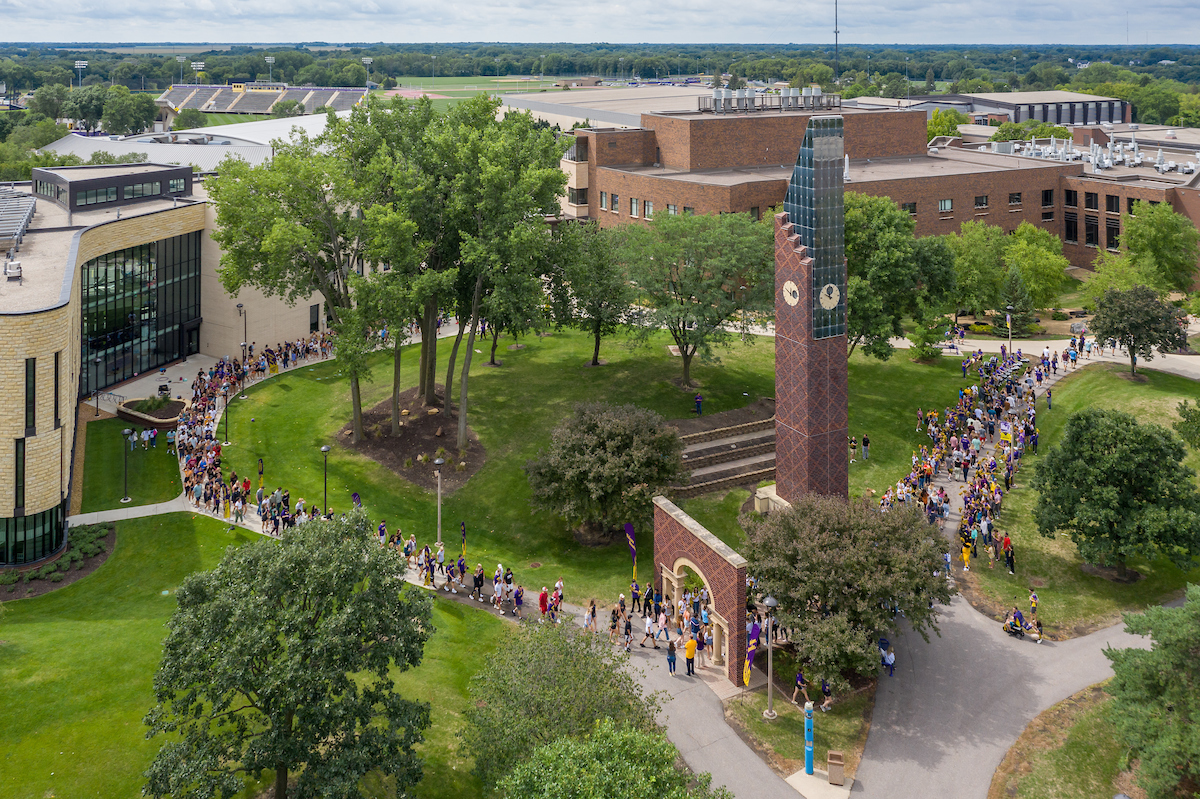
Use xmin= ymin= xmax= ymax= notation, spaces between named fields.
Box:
xmin=782 ymin=280 xmax=800 ymax=307
xmin=819 ymin=283 xmax=840 ymax=310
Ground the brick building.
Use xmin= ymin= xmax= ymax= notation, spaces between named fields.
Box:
xmin=0 ymin=164 xmax=322 ymax=567
xmin=561 ymin=97 xmax=1200 ymax=276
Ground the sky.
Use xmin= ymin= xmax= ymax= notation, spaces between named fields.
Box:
xmin=1 ymin=0 xmax=1198 ymax=46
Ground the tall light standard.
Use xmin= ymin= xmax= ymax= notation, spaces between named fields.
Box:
xmin=191 ymin=61 xmax=205 ymax=86
xmin=265 ymin=55 xmax=275 ymax=82
xmin=905 ymin=57 xmax=910 ymax=102
xmin=238 ymin=303 xmax=248 ymax=397
xmin=431 ymin=55 xmax=436 ymax=91
xmin=121 ymin=428 xmax=133 ymax=503
xmin=867 ymin=54 xmax=871 ymax=84
xmin=540 ymin=54 xmax=546 ymax=86
xmin=1007 ymin=304 xmax=1014 ymax=356
xmin=433 ymin=457 xmax=445 ymax=543
xmin=321 ymin=445 xmax=331 ymax=517
xmin=222 ymin=386 xmax=231 ymax=446
xmin=619 ymin=57 xmax=625 ymax=82
xmin=762 ymin=595 xmax=779 ymax=720
xmin=176 ymin=55 xmax=186 ymax=84
xmin=74 ymin=61 xmax=88 ymax=89
xmin=361 ymin=57 xmax=373 ymax=89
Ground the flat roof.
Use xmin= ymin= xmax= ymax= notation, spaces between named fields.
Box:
xmin=37 ymin=162 xmax=187 ymax=180
xmin=963 ymin=91 xmax=1120 ymax=105
xmin=0 ymin=185 xmax=201 ymax=315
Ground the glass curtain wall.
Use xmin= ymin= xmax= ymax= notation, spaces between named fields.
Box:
xmin=80 ymin=231 xmax=201 ymax=396
xmin=0 ymin=504 xmax=64 ymax=565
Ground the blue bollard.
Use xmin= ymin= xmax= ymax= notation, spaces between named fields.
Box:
xmin=805 ymin=701 xmax=814 ymax=775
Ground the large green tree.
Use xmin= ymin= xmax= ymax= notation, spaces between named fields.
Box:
xmin=497 ymin=719 xmax=732 ymax=799
xmin=947 ymin=220 xmax=1007 ymax=319
xmin=844 ymin=191 xmax=915 ymax=359
xmin=61 ymin=83 xmax=109 ymax=132
xmin=172 ymin=108 xmax=209 ymax=130
xmin=616 ymin=211 xmax=773 ymax=386
xmin=1031 ymin=408 xmax=1200 ymax=580
xmin=143 ymin=512 xmax=434 ymax=799
xmin=926 ymin=108 xmax=968 ymax=140
xmin=550 ymin=221 xmax=634 ymax=367
xmin=525 ymin=402 xmax=683 ymax=545
xmin=1122 ymin=200 xmax=1200 ymax=292
xmin=27 ymin=83 xmax=68 ymax=120
xmin=1083 ymin=251 xmax=1168 ymax=307
xmin=744 ymin=495 xmax=954 ymax=686
xmin=100 ymin=85 xmax=158 ymax=135
xmin=207 ymin=135 xmax=373 ymax=440
xmin=1104 ymin=584 xmax=1200 ymax=799
xmin=1005 ymin=221 xmax=1069 ymax=308
xmin=1089 ymin=285 xmax=1188 ymax=375
xmin=462 ymin=622 xmax=659 ymax=793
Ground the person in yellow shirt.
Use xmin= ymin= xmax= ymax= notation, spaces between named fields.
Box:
xmin=684 ymin=635 xmax=698 ymax=676
xmin=961 ymin=541 xmax=972 ymax=572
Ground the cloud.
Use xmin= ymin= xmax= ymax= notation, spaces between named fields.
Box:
xmin=3 ymin=0 xmax=1198 ymax=43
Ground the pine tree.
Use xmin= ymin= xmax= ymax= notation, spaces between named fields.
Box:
xmin=992 ymin=266 xmax=1035 ymax=336
xmin=925 ymin=68 xmax=936 ymax=93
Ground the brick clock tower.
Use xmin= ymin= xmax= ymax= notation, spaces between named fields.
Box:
xmin=774 ymin=116 xmax=849 ymax=502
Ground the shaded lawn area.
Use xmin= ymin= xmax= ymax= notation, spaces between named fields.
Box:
xmin=80 ymin=416 xmax=181 ymax=512
xmin=727 ymin=689 xmax=873 ymax=779
xmin=0 ymin=512 xmax=508 ymax=799
xmin=970 ymin=363 xmax=1200 ymax=635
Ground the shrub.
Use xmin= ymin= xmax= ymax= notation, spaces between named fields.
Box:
xmin=134 ymin=395 xmax=170 ymax=413
xmin=49 ymin=572 xmax=64 ymax=582
xmin=0 ymin=570 xmax=18 ymax=586
xmin=969 ymin=323 xmax=993 ymax=334
xmin=1051 ymin=310 xmax=1069 ymax=321
xmin=404 ymin=457 xmax=414 ymax=468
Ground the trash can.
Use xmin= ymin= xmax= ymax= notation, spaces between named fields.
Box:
xmin=827 ymin=750 xmax=845 ymax=786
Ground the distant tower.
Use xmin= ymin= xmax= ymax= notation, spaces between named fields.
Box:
xmin=774 ymin=116 xmax=849 ymax=501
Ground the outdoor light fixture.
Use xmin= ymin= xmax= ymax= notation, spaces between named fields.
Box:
xmin=121 ymin=428 xmax=133 ymax=503
xmin=763 ymin=595 xmax=779 ymax=719
xmin=321 ymin=445 xmax=332 ymax=517
xmin=434 ymin=457 xmax=446 ymax=543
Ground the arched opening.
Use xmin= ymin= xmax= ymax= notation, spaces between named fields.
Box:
xmin=662 ymin=556 xmax=728 ymax=668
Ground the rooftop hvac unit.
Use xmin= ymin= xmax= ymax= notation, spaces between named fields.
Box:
xmin=1128 ymin=123 xmax=1139 ymax=130
xmin=4 ymin=260 xmax=21 ymax=281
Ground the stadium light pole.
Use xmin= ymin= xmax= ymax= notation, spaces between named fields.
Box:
xmin=361 ymin=57 xmax=373 ymax=89
xmin=191 ymin=61 xmax=205 ymax=86
xmin=74 ymin=61 xmax=88 ymax=88
xmin=176 ymin=55 xmax=186 ymax=85
xmin=265 ymin=56 xmax=275 ymax=82
xmin=431 ymin=55 xmax=436 ymax=91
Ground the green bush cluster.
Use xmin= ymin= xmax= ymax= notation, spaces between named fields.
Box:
xmin=969 ymin=323 xmax=993 ymax=334
xmin=2 ymin=524 xmax=110 ymax=593
xmin=1051 ymin=310 xmax=1070 ymax=321
xmin=134 ymin=395 xmax=170 ymax=413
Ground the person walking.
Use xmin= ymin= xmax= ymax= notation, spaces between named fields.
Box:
xmin=883 ymin=645 xmax=896 ymax=677
xmin=656 ymin=608 xmax=671 ymax=643
xmin=512 ymin=585 xmax=524 ymax=619
xmin=792 ymin=669 xmax=810 ymax=705
xmin=630 ymin=579 xmax=641 ymax=615
xmin=862 ymin=434 xmax=869 ymax=460
xmin=623 ymin=614 xmax=633 ymax=654
xmin=436 ymin=542 xmax=446 ymax=575
xmin=694 ymin=393 xmax=703 ymax=416
xmin=820 ymin=678 xmax=833 ymax=712
xmin=538 ymin=586 xmax=549 ymax=623
xmin=684 ymin=635 xmax=697 ymax=676
xmin=667 ymin=641 xmax=677 ymax=676
xmin=639 ymin=611 xmax=658 ymax=648
xmin=585 ymin=599 xmax=597 ymax=632
xmin=609 ymin=606 xmax=619 ymax=643
xmin=1029 ymin=587 xmax=1039 ymax=619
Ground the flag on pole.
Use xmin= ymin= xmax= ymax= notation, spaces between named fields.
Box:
xmin=460 ymin=521 xmax=467 ymax=559
xmin=743 ymin=621 xmax=761 ymax=686
xmin=625 ymin=522 xmax=637 ymax=581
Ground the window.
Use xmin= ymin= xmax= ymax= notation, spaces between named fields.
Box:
xmin=1064 ymin=190 xmax=1078 ymax=208
xmin=168 ymin=178 xmax=186 ymax=193
xmin=123 ymin=181 xmax=162 ymax=200
xmin=1127 ymin=197 xmax=1137 ymax=215
xmin=611 ymin=194 xmax=619 ymax=213
xmin=939 ymin=198 xmax=953 ymax=213
xmin=644 ymin=201 xmax=654 ymax=219
xmin=1042 ymin=210 xmax=1055 ymax=222
xmin=53 ymin=351 xmax=60 ymax=429
xmin=310 ymin=303 xmax=320 ymax=334
xmin=901 ymin=202 xmax=917 ymax=215
xmin=630 ymin=197 xmax=639 ymax=218
xmin=750 ymin=206 xmax=760 ymax=220
xmin=1107 ymin=220 xmax=1120 ymax=251
xmin=1106 ymin=195 xmax=1120 ymax=213
xmin=600 ymin=191 xmax=607 ymax=211
xmin=1042 ymin=189 xmax=1054 ymax=208
xmin=682 ymin=206 xmax=695 ymax=215
xmin=567 ymin=187 xmax=588 ymax=205
xmin=24 ymin=358 xmax=35 ymax=435
xmin=667 ymin=204 xmax=678 ymax=215
xmin=76 ymin=186 xmax=118 ymax=206
xmin=1085 ymin=214 xmax=1099 ymax=247
xmin=1065 ymin=211 xmax=1078 ymax=243
xmin=1008 ymin=192 xmax=1022 ymax=205
xmin=14 ymin=439 xmax=25 ymax=513
xmin=974 ymin=195 xmax=989 ymax=209
xmin=1084 ymin=192 xmax=1099 ymax=210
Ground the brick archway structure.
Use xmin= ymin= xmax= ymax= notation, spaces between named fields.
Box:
xmin=652 ymin=496 xmax=747 ymax=686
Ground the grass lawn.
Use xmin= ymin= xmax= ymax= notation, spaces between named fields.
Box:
xmin=678 ymin=489 xmax=752 ymax=550
xmin=219 ymin=330 xmax=970 ymax=603
xmin=968 ymin=363 xmax=1200 ymax=635
xmin=0 ymin=512 xmax=509 ymax=799
xmin=989 ymin=684 xmax=1128 ymax=799
xmin=727 ymin=688 xmax=873 ymax=779
xmin=80 ymin=417 xmax=181 ymax=512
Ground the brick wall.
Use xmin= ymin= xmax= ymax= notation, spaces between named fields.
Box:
xmin=773 ymin=214 xmax=849 ymax=502
xmin=652 ymin=496 xmax=748 ymax=686
xmin=1058 ymin=177 xmax=1176 ymax=272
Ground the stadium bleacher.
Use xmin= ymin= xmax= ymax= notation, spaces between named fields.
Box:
xmin=163 ymin=86 xmax=195 ymax=109
xmin=329 ymin=92 xmax=363 ymax=112
xmin=232 ymin=91 xmax=282 ymax=114
xmin=304 ymin=90 xmax=338 ymax=113
xmin=188 ymin=88 xmax=219 ymax=109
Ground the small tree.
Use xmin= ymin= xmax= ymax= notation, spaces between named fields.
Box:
xmin=172 ymin=108 xmax=209 ymax=130
xmin=1089 ymin=285 xmax=1188 ymax=375
xmin=27 ymin=83 xmax=68 ymax=120
xmin=617 ymin=212 xmax=773 ymax=387
xmin=1122 ymin=199 xmax=1200 ymax=292
xmin=1104 ymin=584 xmax=1200 ymax=799
xmin=271 ymin=99 xmax=305 ymax=118
xmin=1175 ymin=400 xmax=1200 ymax=449
xmin=926 ymin=108 xmax=967 ymax=140
xmin=462 ymin=623 xmax=659 ymax=793
xmin=744 ymin=496 xmax=954 ymax=686
xmin=992 ymin=266 xmax=1035 ymax=337
xmin=143 ymin=512 xmax=434 ymax=799
xmin=1031 ymin=408 xmax=1200 ymax=580
xmin=525 ymin=402 xmax=683 ymax=546
xmin=551 ymin=221 xmax=634 ymax=366
xmin=1005 ymin=221 xmax=1069 ymax=309
xmin=497 ymin=719 xmax=732 ymax=799
xmin=947 ymin=221 xmax=1007 ymax=319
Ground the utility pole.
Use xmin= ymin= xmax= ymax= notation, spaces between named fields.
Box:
xmin=834 ymin=0 xmax=840 ymax=85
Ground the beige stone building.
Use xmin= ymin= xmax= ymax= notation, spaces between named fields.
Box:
xmin=0 ymin=163 xmax=321 ymax=566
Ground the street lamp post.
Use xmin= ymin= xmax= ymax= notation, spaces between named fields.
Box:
xmin=434 ymin=457 xmax=445 ymax=543
xmin=321 ymin=445 xmax=331 ymax=517
xmin=763 ymin=595 xmax=779 ymax=720
xmin=238 ymin=303 xmax=248 ymax=397
xmin=121 ymin=428 xmax=133 ymax=503
xmin=265 ymin=55 xmax=275 ymax=82
xmin=222 ymin=387 xmax=231 ymax=446
xmin=1007 ymin=304 xmax=1014 ymax=357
